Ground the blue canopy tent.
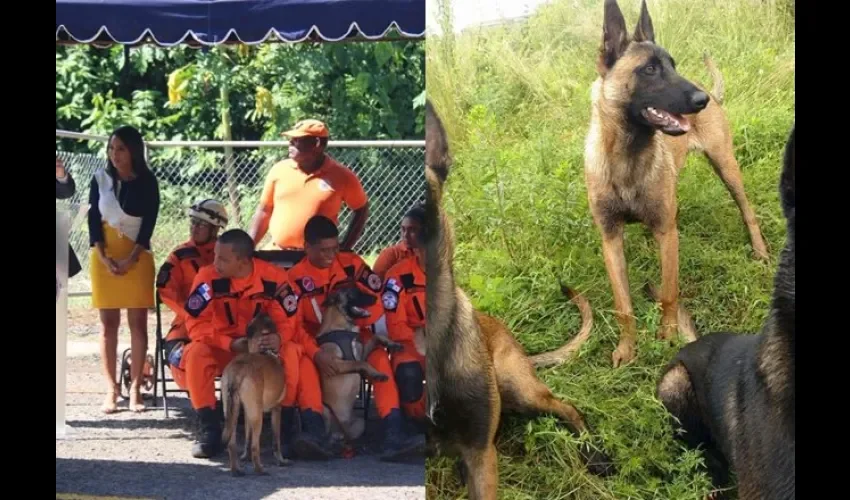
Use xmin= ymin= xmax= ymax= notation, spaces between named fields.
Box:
xmin=56 ymin=0 xmax=426 ymax=47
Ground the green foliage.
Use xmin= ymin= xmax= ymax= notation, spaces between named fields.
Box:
xmin=56 ymin=40 xmax=425 ymax=151
xmin=56 ymin=40 xmax=425 ymax=251
xmin=426 ymin=0 xmax=794 ymax=498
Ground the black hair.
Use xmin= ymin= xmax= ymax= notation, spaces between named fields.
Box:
xmin=402 ymin=204 xmax=425 ymax=226
xmin=304 ymin=215 xmax=339 ymax=245
xmin=106 ymin=125 xmax=151 ymax=195
xmin=218 ymin=229 xmax=255 ymax=260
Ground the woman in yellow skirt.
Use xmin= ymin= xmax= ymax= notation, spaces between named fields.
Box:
xmin=87 ymin=125 xmax=160 ymax=413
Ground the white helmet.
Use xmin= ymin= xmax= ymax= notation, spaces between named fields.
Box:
xmin=187 ymin=199 xmax=228 ymax=228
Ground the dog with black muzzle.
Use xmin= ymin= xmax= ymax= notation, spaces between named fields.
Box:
xmin=315 ymin=286 xmax=404 ymax=451
xmin=585 ymin=0 xmax=769 ymax=368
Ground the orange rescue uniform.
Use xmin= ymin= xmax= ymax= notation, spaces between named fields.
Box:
xmin=156 ymin=240 xmax=216 ymax=347
xmin=174 ymin=258 xmax=323 ymax=413
xmin=372 ymin=241 xmax=414 ymax=279
xmin=288 ymin=251 xmax=399 ymax=418
xmin=259 ymin=156 xmax=368 ymax=249
xmin=382 ymin=254 xmax=426 ymax=420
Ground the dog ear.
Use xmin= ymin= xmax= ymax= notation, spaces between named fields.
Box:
xmin=426 ymin=99 xmax=451 ymax=182
xmin=599 ymin=0 xmax=630 ymax=75
xmin=780 ymin=123 xmax=795 ymax=224
xmin=633 ymin=0 xmax=655 ymax=43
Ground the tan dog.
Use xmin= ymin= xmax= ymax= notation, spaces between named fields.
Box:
xmin=221 ymin=313 xmax=289 ymax=476
xmin=315 ymin=286 xmax=402 ymax=446
xmin=585 ymin=0 xmax=768 ymax=367
xmin=424 ymin=100 xmax=615 ymax=500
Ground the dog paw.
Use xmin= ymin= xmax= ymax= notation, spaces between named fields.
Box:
xmin=254 ymin=467 xmax=268 ymax=476
xmin=612 ymin=342 xmax=636 ymax=368
xmin=231 ymin=469 xmax=245 ymax=477
xmin=277 ymin=458 xmax=293 ymax=467
xmin=656 ymin=324 xmax=677 ymax=342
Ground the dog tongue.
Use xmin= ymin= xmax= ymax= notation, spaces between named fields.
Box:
xmin=669 ymin=113 xmax=691 ymax=132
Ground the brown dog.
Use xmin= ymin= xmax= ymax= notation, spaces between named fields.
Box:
xmin=585 ymin=0 xmax=769 ymax=367
xmin=315 ymin=286 xmax=402 ymax=446
xmin=424 ymin=100 xmax=615 ymax=500
xmin=220 ymin=313 xmax=289 ymax=476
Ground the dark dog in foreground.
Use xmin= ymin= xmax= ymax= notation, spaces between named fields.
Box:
xmin=424 ymin=100 xmax=615 ymax=500
xmin=586 ymin=0 xmax=768 ymax=368
xmin=314 ymin=287 xmax=402 ymax=447
xmin=221 ymin=313 xmax=288 ymax=476
xmin=657 ymin=124 xmax=795 ymax=500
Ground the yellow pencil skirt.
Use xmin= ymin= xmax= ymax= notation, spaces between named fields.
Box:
xmin=89 ymin=223 xmax=155 ymax=310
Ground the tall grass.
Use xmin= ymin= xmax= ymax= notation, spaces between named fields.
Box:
xmin=425 ymin=0 xmax=794 ymax=498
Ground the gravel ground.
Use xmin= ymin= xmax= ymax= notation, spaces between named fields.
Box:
xmin=57 ymin=307 xmax=426 ymax=500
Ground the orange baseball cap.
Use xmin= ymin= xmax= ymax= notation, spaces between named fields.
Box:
xmin=281 ymin=119 xmax=329 ymax=138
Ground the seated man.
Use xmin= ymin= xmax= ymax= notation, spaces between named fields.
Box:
xmin=175 ymin=229 xmax=331 ymax=460
xmin=288 ymin=215 xmax=426 ymax=461
xmin=156 ymin=199 xmax=228 ymax=380
xmin=382 ymin=246 xmax=426 ymax=424
xmin=372 ymin=204 xmax=424 ymax=279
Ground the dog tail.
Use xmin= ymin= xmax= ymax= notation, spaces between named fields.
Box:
xmin=221 ymin=373 xmax=242 ymax=447
xmin=530 ymin=284 xmax=594 ymax=368
xmin=703 ymin=51 xmax=725 ymax=105
xmin=643 ymin=283 xmax=699 ymax=342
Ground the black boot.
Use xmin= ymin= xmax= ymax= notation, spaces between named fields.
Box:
xmin=380 ymin=408 xmax=427 ymax=462
xmin=192 ymin=407 xmax=223 ymax=459
xmin=292 ymin=409 xmax=334 ymax=460
xmin=280 ymin=406 xmax=298 ymax=460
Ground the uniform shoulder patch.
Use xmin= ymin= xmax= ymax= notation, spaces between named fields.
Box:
xmin=384 ymin=278 xmax=402 ymax=294
xmin=382 ymin=289 xmax=399 ymax=311
xmin=275 ymin=283 xmax=299 ymax=316
xmin=185 ymin=282 xmax=212 ymax=317
xmin=156 ymin=262 xmax=174 ymax=288
xmin=174 ymin=247 xmax=201 ymax=260
xmin=298 ymin=276 xmax=315 ymax=293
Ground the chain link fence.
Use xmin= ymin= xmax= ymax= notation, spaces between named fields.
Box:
xmin=56 ymin=134 xmax=425 ymax=295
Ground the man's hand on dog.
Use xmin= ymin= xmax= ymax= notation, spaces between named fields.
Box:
xmin=230 ymin=338 xmax=249 ymax=354
xmin=257 ymin=333 xmax=280 ymax=352
xmin=313 ymin=350 xmax=340 ymax=377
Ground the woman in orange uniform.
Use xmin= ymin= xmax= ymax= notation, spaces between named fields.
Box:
xmin=382 ymin=244 xmax=426 ymax=422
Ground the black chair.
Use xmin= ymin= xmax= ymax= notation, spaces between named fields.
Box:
xmin=151 ymin=249 xmax=373 ymax=419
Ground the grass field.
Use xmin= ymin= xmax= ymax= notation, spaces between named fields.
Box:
xmin=424 ymin=0 xmax=794 ymax=498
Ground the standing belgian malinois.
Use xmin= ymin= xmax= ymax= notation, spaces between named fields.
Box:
xmin=586 ymin=0 xmax=769 ymax=368
xmin=656 ymin=124 xmax=795 ymax=500
xmin=424 ymin=100 xmax=615 ymax=500
xmin=221 ymin=313 xmax=288 ymax=476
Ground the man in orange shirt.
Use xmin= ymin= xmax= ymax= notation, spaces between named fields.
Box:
xmin=382 ymin=248 xmax=426 ymax=423
xmin=288 ymin=215 xmax=426 ymax=461
xmin=248 ymin=119 xmax=369 ymax=251
xmin=156 ymin=199 xmax=228 ymax=380
xmin=372 ymin=204 xmax=424 ymax=279
xmin=175 ymin=229 xmax=332 ymax=461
